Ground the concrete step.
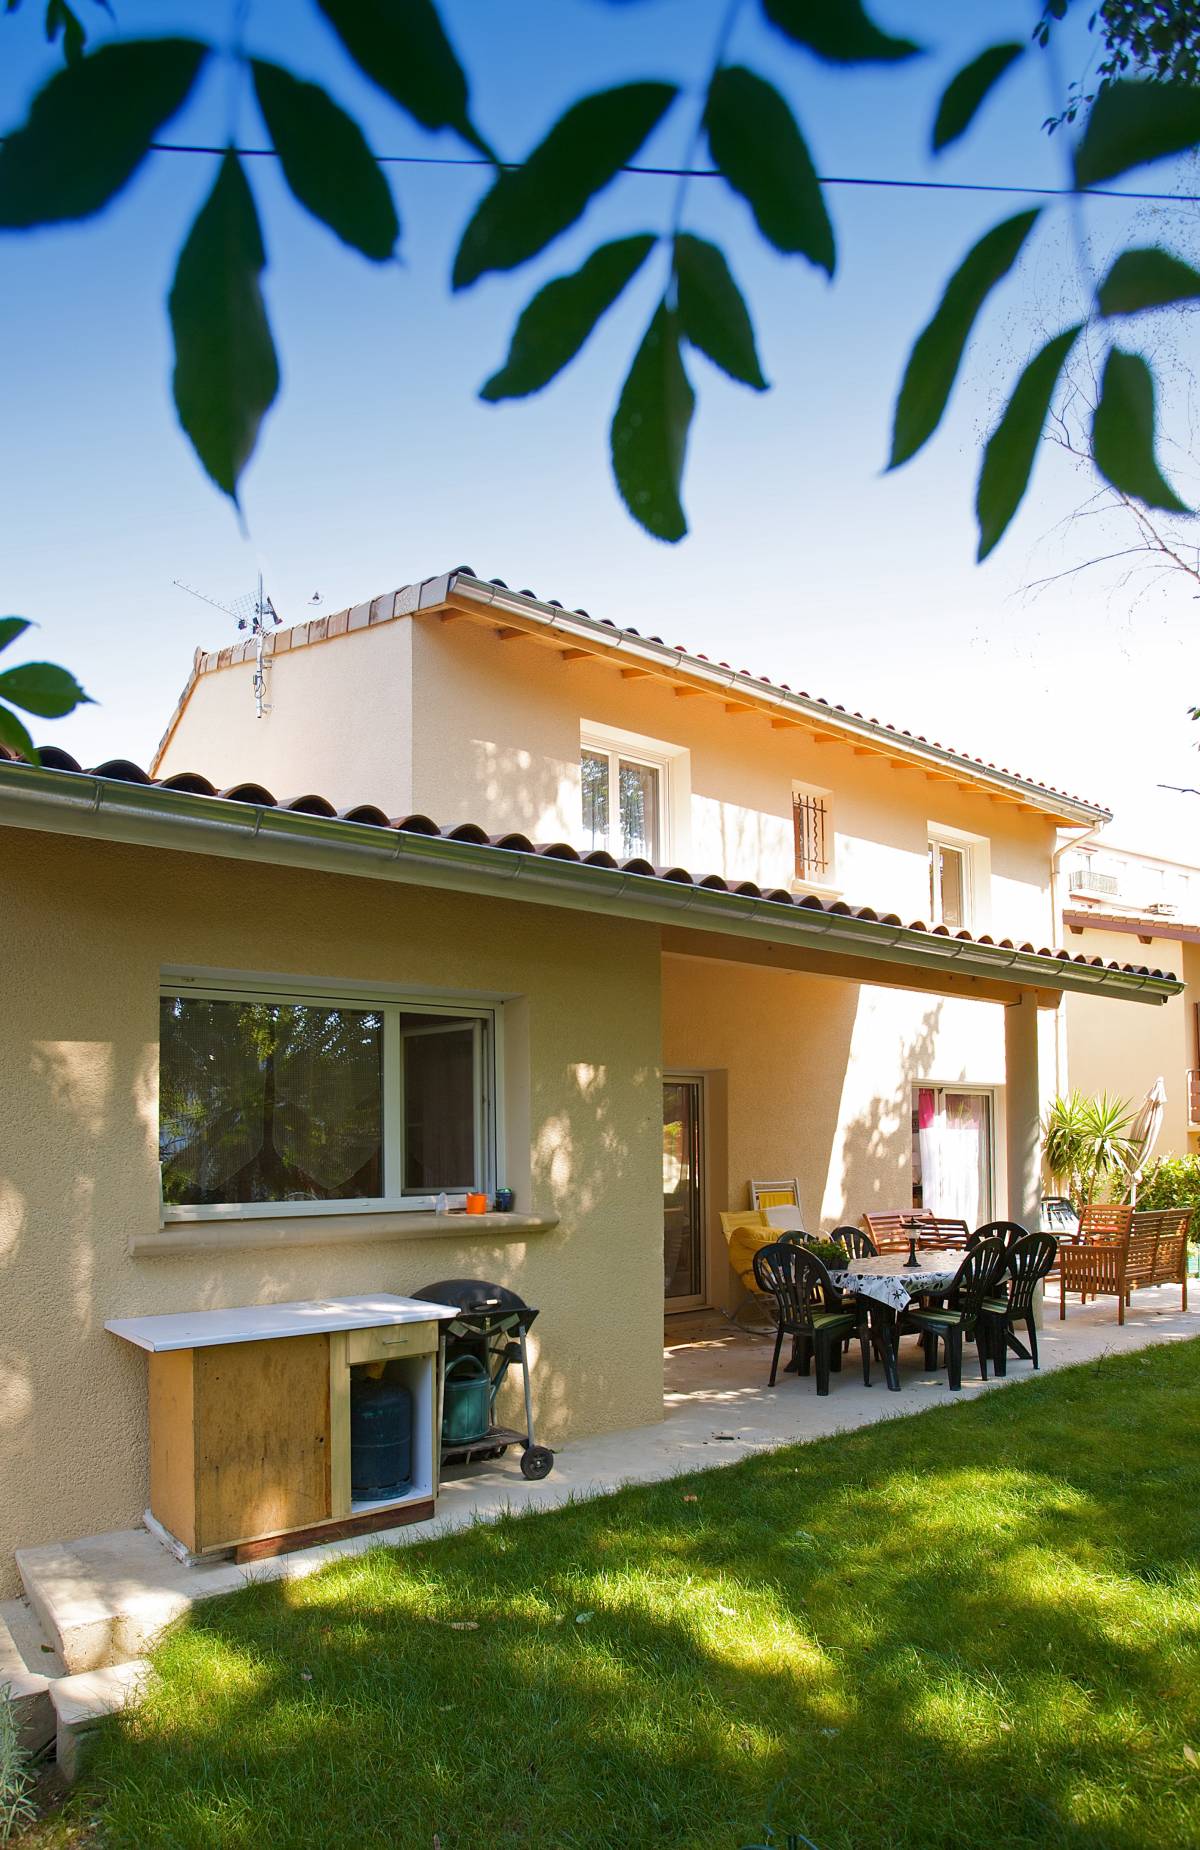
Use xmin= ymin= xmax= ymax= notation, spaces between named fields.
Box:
xmin=16 ymin=1529 xmax=243 ymax=1675
xmin=0 ymin=1596 xmax=66 ymax=1754
xmin=50 ymin=1660 xmax=150 ymax=1783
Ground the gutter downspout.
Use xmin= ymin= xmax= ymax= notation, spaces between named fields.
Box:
xmin=1050 ymin=819 xmax=1107 ymax=1095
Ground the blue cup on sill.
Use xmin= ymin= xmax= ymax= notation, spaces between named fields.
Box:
xmin=493 ymin=1187 xmax=515 ymax=1214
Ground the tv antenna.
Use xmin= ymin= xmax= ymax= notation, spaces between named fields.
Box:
xmin=173 ymin=573 xmax=282 ymax=719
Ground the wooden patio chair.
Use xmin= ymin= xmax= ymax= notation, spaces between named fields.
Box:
xmin=924 ymin=1216 xmax=971 ymax=1248
xmin=862 ymin=1210 xmax=934 ymax=1253
xmin=1059 ymin=1231 xmax=1134 ymax=1323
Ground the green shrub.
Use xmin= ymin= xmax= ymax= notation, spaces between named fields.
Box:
xmin=1135 ymin=1153 xmax=1200 ymax=1214
xmin=0 ymin=1685 xmax=35 ymax=1846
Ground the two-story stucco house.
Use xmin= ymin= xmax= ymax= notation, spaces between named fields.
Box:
xmin=0 ymin=567 xmax=1181 ymax=1595
xmin=152 ymin=567 xmax=1158 ymax=1307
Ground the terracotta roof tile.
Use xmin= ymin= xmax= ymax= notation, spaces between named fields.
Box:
xmin=0 ymin=746 xmax=1175 ymax=984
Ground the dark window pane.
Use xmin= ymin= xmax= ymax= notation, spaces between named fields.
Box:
xmin=159 ymin=998 xmax=383 ymax=1205
xmin=403 ymin=1025 xmax=477 ymax=1192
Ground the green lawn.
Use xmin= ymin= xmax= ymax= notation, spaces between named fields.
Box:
xmin=67 ymin=1341 xmax=1200 ymax=1849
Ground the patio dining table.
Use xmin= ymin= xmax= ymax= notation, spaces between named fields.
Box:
xmin=826 ymin=1248 xmax=965 ymax=1392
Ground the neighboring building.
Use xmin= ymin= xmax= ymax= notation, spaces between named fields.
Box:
xmin=1062 ymin=840 xmax=1200 ymax=1154
xmin=0 ymin=565 xmax=1181 ymax=1593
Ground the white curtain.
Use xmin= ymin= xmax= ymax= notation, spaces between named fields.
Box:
xmin=919 ymin=1090 xmax=989 ymax=1225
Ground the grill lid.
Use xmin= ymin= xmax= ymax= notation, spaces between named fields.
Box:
xmin=413 ymin=1278 xmax=536 ymax=1320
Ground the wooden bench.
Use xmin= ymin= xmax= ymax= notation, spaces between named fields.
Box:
xmin=1059 ymin=1207 xmax=1190 ymax=1323
xmin=862 ymin=1211 xmax=934 ymax=1253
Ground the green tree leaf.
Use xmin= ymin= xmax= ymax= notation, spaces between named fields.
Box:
xmin=610 ymin=302 xmax=694 ymax=542
xmin=0 ymin=38 xmax=208 ymax=228
xmin=704 ymin=66 xmax=834 ymax=274
xmin=481 ymin=234 xmax=656 ymax=401
xmin=1097 ymin=245 xmax=1200 ymax=317
xmin=673 ymin=233 xmax=766 ymax=390
xmin=976 ymin=324 xmax=1080 ymax=560
xmin=933 ymin=42 xmax=1024 ymax=153
xmin=760 ymin=0 xmax=920 ymax=62
xmin=168 ymin=151 xmax=280 ymax=503
xmin=0 ymin=658 xmax=92 ymax=716
xmin=315 ymin=0 xmax=492 ymax=157
xmin=0 ymin=702 xmax=36 ymax=762
xmin=1075 ymin=77 xmax=1200 ymax=187
xmin=1092 ymin=347 xmax=1189 ymax=512
xmin=45 ymin=0 xmax=87 ymax=63
xmin=251 ymin=61 xmax=399 ymax=262
xmin=0 ymin=617 xmax=34 ymax=654
xmin=454 ymin=83 xmax=677 ymax=290
xmin=889 ymin=208 xmax=1040 ymax=468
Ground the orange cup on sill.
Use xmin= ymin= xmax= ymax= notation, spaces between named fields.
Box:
xmin=465 ymin=1192 xmax=489 ymax=1215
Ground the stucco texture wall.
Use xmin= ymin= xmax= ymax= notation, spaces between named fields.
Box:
xmin=1065 ymin=926 xmax=1197 ymax=1154
xmin=661 ymin=952 xmax=1034 ymax=1310
xmin=409 ymin=617 xmax=1058 ymax=938
xmin=0 ymin=826 xmax=663 ymax=1596
xmin=156 ymin=619 xmax=414 ymax=815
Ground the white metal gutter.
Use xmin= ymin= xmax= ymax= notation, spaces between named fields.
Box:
xmin=0 ymin=764 xmax=1175 ymax=1005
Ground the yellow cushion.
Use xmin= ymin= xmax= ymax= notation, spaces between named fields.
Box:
xmin=721 ymin=1210 xmax=772 ymax=1294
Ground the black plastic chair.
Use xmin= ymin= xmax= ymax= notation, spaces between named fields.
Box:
xmin=967 ymin=1219 xmax=1027 ymax=1251
xmin=752 ymin=1241 xmax=871 ymax=1396
xmin=898 ymin=1238 xmax=1008 ymax=1390
xmin=831 ymin=1225 xmax=878 ymax=1259
xmin=989 ymin=1233 xmax=1058 ymax=1372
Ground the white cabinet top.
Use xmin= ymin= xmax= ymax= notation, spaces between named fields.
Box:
xmin=105 ymin=1293 xmax=461 ymax=1354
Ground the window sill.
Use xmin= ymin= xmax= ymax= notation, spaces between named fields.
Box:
xmin=131 ymin=1211 xmax=560 ymax=1259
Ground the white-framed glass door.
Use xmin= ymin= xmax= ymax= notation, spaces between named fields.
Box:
xmin=663 ymin=1075 xmax=706 ymax=1309
xmin=912 ymin=1086 xmax=995 ymax=1226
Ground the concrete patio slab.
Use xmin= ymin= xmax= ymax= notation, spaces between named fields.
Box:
xmin=16 ymin=1293 xmax=1197 ymax=1690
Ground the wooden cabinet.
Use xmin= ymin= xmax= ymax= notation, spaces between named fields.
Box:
xmin=108 ymin=1295 xmax=458 ymax=1563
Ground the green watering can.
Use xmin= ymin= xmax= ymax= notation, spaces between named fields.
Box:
xmin=442 ymin=1354 xmax=491 ymax=1447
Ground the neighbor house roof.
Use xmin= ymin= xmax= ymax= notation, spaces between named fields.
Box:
xmin=151 ymin=568 xmax=1110 ymax=828
xmin=1064 ymin=908 xmax=1200 ymax=947
xmin=0 ymin=748 xmax=1174 ymax=1007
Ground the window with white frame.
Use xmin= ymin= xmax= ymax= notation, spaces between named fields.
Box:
xmin=159 ymin=981 xmax=494 ymax=1215
xmin=792 ymin=782 xmax=833 ymax=885
xmin=929 ymin=837 xmax=970 ymax=929
xmin=584 ymin=732 xmax=669 ymax=862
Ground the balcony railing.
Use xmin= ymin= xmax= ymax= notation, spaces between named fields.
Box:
xmin=1189 ymin=1070 xmax=1200 ymax=1129
xmin=1069 ymin=868 xmax=1121 ymax=897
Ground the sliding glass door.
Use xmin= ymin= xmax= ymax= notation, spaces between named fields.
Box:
xmin=663 ymin=1077 xmax=706 ymax=1309
xmin=912 ymin=1087 xmax=994 ymax=1226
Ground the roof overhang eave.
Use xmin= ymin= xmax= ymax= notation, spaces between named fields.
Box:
xmin=0 ymin=764 xmax=1176 ymax=1007
xmin=442 ymin=575 xmax=1111 ymax=828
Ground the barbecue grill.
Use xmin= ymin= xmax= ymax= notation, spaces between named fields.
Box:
xmin=412 ymin=1278 xmax=554 ymax=1481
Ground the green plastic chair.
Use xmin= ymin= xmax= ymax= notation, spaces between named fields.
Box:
xmin=898 ymin=1238 xmax=1008 ymax=1390
xmin=752 ymin=1241 xmax=870 ymax=1396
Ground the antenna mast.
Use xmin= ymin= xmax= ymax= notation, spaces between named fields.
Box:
xmin=173 ymin=574 xmax=282 ymax=719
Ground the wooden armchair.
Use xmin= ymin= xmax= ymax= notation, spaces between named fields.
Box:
xmin=1059 ymin=1237 xmax=1133 ymax=1323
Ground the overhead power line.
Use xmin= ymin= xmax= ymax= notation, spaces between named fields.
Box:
xmin=136 ymin=141 xmax=1198 ymax=206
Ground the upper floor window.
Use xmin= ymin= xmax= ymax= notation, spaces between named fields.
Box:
xmin=793 ymin=783 xmax=833 ymax=885
xmin=159 ymin=980 xmax=495 ymax=1218
xmin=929 ymin=838 xmax=969 ymax=928
xmin=580 ymin=721 xmax=689 ymax=864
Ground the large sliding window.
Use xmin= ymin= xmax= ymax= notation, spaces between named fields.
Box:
xmin=159 ymin=981 xmax=494 ymax=1216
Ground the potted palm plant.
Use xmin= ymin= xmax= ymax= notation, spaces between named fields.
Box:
xmin=1042 ymin=1091 xmax=1135 ymax=1211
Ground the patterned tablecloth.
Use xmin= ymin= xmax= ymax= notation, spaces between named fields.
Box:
xmin=827 ymin=1249 xmax=962 ymax=1313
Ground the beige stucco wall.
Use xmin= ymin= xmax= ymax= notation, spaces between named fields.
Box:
xmin=160 ymin=613 xmax=1059 ymax=943
xmin=1065 ymin=927 xmax=1198 ymax=1154
xmin=662 ymin=953 xmax=1060 ymax=1311
xmin=156 ymin=619 xmax=414 ymax=814
xmin=0 ymin=825 xmax=663 ymax=1597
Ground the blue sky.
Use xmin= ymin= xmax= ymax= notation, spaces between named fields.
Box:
xmin=2 ymin=0 xmax=1198 ymax=852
